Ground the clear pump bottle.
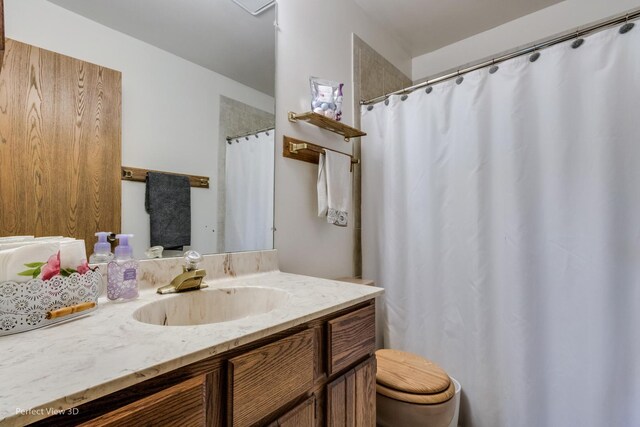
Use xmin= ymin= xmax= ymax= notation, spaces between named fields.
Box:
xmin=89 ymin=232 xmax=114 ymax=264
xmin=107 ymin=234 xmax=139 ymax=302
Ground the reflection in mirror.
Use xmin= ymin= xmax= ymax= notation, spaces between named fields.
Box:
xmin=0 ymin=0 xmax=276 ymax=259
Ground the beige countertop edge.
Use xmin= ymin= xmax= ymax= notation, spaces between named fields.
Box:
xmin=0 ymin=275 xmax=382 ymax=427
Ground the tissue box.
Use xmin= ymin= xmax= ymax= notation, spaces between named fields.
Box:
xmin=0 ymin=270 xmax=101 ymax=336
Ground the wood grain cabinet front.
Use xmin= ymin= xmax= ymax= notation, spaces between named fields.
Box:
xmin=267 ymin=396 xmax=316 ymax=427
xmin=228 ymin=328 xmax=316 ymax=427
xmin=326 ymin=356 xmax=377 ymax=427
xmin=79 ymin=375 xmax=208 ymax=427
xmin=327 ymin=304 xmax=376 ymax=375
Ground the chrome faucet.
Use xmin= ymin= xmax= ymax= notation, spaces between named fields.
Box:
xmin=157 ymin=251 xmax=208 ymax=294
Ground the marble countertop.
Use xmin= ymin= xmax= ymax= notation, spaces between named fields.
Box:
xmin=0 ymin=271 xmax=382 ymax=426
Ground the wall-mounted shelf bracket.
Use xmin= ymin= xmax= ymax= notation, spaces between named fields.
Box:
xmin=283 ymin=136 xmax=359 ymax=172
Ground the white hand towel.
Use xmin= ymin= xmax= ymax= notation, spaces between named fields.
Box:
xmin=317 ymin=150 xmax=351 ymax=227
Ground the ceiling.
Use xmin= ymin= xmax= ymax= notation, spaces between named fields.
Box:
xmin=47 ymin=0 xmax=276 ymax=96
xmin=354 ymin=0 xmax=564 ymax=57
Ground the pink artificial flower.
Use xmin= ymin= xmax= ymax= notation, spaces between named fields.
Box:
xmin=77 ymin=259 xmax=90 ymax=275
xmin=41 ymin=251 xmax=61 ymax=280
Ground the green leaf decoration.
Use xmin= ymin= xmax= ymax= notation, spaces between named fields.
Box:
xmin=18 ymin=269 xmax=37 ymax=277
xmin=24 ymin=262 xmax=46 ymax=268
xmin=60 ymin=269 xmax=70 ymax=277
xmin=32 ymin=266 xmax=42 ymax=278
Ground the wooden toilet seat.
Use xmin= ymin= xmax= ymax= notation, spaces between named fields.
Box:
xmin=375 ymin=349 xmax=455 ymax=405
xmin=376 ymin=380 xmax=456 ymax=404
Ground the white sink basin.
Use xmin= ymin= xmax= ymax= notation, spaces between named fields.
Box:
xmin=133 ymin=286 xmax=290 ymax=326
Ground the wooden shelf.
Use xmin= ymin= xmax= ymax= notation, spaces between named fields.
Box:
xmin=288 ymin=111 xmax=366 ymax=142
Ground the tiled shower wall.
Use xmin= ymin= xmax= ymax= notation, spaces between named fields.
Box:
xmin=352 ymin=35 xmax=412 ymax=276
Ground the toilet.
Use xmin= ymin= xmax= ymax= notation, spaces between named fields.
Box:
xmin=375 ymin=349 xmax=461 ymax=427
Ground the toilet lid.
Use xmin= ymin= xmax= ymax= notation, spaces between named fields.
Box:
xmin=376 ymin=349 xmax=451 ymax=394
xmin=376 ymin=380 xmax=456 ymax=405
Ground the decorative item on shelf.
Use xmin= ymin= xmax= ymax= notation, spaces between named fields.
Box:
xmin=287 ymin=111 xmax=367 ymax=142
xmin=121 ymin=166 xmax=210 ymax=188
xmin=0 ymin=269 xmax=101 ymax=336
xmin=282 ymin=136 xmax=359 ymax=171
xmin=310 ymin=77 xmax=344 ymax=121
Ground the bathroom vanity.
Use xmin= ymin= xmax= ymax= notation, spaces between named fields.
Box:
xmin=37 ymin=302 xmax=376 ymax=427
xmin=0 ymin=251 xmax=382 ymax=427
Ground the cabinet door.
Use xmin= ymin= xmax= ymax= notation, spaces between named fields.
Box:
xmin=274 ymin=396 xmax=316 ymax=427
xmin=326 ymin=356 xmax=376 ymax=427
xmin=228 ymin=329 xmax=315 ymax=427
xmin=79 ymin=375 xmax=207 ymax=427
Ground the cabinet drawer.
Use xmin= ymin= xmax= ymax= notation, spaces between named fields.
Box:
xmin=327 ymin=304 xmax=375 ymax=375
xmin=229 ymin=329 xmax=315 ymax=427
xmin=80 ymin=375 xmax=207 ymax=427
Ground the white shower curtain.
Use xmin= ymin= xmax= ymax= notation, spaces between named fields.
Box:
xmin=362 ymin=25 xmax=640 ymax=427
xmin=224 ymin=130 xmax=274 ymax=252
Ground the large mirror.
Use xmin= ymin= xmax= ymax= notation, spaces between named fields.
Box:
xmin=0 ymin=0 xmax=276 ymax=259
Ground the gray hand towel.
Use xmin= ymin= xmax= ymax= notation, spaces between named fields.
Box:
xmin=145 ymin=172 xmax=191 ymax=250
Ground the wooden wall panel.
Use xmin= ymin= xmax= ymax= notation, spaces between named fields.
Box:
xmin=0 ymin=39 xmax=122 ymax=254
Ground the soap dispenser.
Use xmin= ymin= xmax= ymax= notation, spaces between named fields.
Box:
xmin=107 ymin=234 xmax=139 ymax=302
xmin=89 ymin=232 xmax=115 ymax=263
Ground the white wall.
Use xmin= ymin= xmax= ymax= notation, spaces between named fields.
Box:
xmin=6 ymin=0 xmax=274 ymax=258
xmin=274 ymin=0 xmax=411 ymax=278
xmin=413 ymin=0 xmax=640 ymax=81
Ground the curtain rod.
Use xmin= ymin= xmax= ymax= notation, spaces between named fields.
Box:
xmin=226 ymin=126 xmax=275 ymax=143
xmin=360 ymin=9 xmax=640 ymax=106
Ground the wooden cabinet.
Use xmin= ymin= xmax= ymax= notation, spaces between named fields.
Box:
xmin=269 ymin=396 xmax=316 ymax=427
xmin=33 ymin=300 xmax=376 ymax=427
xmin=326 ymin=357 xmax=377 ymax=427
xmin=228 ymin=329 xmax=315 ymax=426
xmin=79 ymin=376 xmax=208 ymax=427
xmin=327 ymin=304 xmax=376 ymax=375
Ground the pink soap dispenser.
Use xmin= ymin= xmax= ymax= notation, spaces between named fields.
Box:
xmin=107 ymin=234 xmax=139 ymax=302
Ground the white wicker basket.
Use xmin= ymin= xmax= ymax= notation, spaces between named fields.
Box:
xmin=0 ymin=270 xmax=101 ymax=336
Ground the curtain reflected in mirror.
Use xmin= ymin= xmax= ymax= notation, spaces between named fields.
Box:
xmin=224 ymin=130 xmax=275 ymax=253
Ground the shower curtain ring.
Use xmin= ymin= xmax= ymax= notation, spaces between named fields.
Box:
xmin=571 ymin=30 xmax=585 ymax=49
xmin=529 ymin=46 xmax=541 ymax=62
xmin=489 ymin=59 xmax=499 ymax=74
xmin=620 ymin=14 xmax=635 ymax=34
